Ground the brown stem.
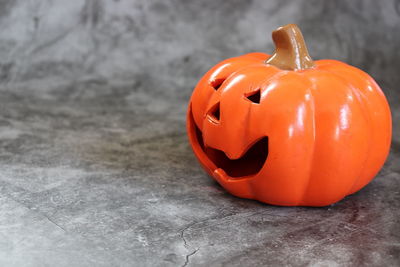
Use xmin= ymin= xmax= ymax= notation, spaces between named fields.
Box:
xmin=266 ymin=24 xmax=315 ymax=71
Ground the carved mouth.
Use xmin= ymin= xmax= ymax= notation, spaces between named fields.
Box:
xmin=192 ymin=113 xmax=268 ymax=178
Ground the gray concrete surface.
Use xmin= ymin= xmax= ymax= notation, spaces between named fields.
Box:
xmin=0 ymin=0 xmax=399 ymax=266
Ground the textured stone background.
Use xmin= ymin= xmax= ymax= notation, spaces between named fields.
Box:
xmin=0 ymin=0 xmax=399 ymax=266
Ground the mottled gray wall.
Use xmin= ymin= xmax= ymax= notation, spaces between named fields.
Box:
xmin=0 ymin=0 xmax=399 ymax=139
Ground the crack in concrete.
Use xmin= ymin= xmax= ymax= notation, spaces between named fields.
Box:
xmin=0 ymin=183 xmax=67 ymax=233
xmin=176 ymin=209 xmax=293 ymax=266
xmin=179 ymin=220 xmax=205 ymax=266
xmin=180 ymin=222 xmax=196 ymax=248
xmin=43 ymin=214 xmax=67 ymax=232
xmin=178 ymin=210 xmax=272 ymax=249
xmin=182 ymin=248 xmax=199 ymax=267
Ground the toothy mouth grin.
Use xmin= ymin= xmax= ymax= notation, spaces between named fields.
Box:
xmin=191 ymin=113 xmax=268 ymax=178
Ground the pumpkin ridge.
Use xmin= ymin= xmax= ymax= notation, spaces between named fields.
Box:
xmin=299 ymin=78 xmax=317 ymax=206
xmin=322 ymin=67 xmax=375 ymax=195
xmin=300 ymin=69 xmax=370 ymax=204
xmin=210 ymin=62 xmax=269 ymax=95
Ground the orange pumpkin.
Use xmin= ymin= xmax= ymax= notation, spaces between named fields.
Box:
xmin=186 ymin=24 xmax=392 ymax=206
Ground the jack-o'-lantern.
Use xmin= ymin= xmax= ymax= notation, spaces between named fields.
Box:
xmin=186 ymin=24 xmax=392 ymax=206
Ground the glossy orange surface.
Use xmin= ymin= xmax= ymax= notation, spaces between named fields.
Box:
xmin=186 ymin=52 xmax=392 ymax=207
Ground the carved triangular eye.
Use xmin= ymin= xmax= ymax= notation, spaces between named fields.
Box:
xmin=207 ymin=102 xmax=220 ymax=123
xmin=245 ymin=89 xmax=261 ymax=104
xmin=211 ymin=79 xmax=225 ymax=91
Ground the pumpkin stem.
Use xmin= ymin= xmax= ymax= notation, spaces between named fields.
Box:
xmin=266 ymin=24 xmax=315 ymax=71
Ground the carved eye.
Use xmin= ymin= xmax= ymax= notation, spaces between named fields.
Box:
xmin=245 ymin=89 xmax=261 ymax=104
xmin=211 ymin=79 xmax=225 ymax=91
xmin=207 ymin=102 xmax=220 ymax=123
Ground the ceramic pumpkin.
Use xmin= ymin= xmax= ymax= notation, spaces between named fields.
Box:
xmin=186 ymin=24 xmax=392 ymax=206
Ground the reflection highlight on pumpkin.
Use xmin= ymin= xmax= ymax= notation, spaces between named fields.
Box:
xmin=191 ymin=111 xmax=269 ymax=178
